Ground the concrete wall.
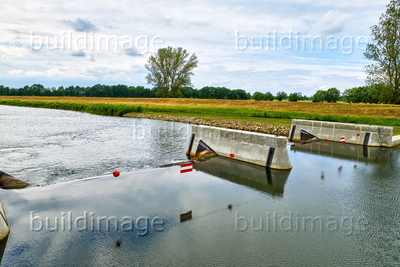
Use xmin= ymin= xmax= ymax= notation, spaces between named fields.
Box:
xmin=288 ymin=119 xmax=394 ymax=147
xmin=0 ymin=199 xmax=9 ymax=242
xmin=186 ymin=125 xmax=292 ymax=169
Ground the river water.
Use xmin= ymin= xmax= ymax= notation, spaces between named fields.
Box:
xmin=1 ymin=105 xmax=400 ymax=266
xmin=0 ymin=105 xmax=190 ymax=186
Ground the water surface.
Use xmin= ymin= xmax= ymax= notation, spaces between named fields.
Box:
xmin=0 ymin=105 xmax=190 ymax=186
xmin=1 ymin=105 xmax=400 ymax=266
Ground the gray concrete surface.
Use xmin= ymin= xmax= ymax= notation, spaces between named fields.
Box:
xmin=289 ymin=119 xmax=397 ymax=147
xmin=187 ymin=125 xmax=292 ymax=169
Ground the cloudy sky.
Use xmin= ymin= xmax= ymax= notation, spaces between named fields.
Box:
xmin=0 ymin=0 xmax=389 ymax=96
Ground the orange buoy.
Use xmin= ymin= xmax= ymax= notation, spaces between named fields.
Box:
xmin=324 ymin=138 xmax=328 ymax=142
xmin=357 ymin=133 xmax=360 ymax=136
xmin=229 ymin=153 xmax=235 ymax=158
xmin=113 ymin=170 xmax=120 ymax=177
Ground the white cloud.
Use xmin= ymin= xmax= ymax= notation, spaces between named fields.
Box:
xmin=0 ymin=0 xmax=390 ymax=94
xmin=309 ymin=10 xmax=350 ymax=36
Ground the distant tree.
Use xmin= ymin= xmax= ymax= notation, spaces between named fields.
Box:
xmin=312 ymin=90 xmax=326 ymax=102
xmin=288 ymin=92 xmax=302 ymax=102
xmin=227 ymin=89 xmax=249 ymax=100
xmin=145 ymin=46 xmax=198 ymax=98
xmin=275 ymin=91 xmax=287 ymax=101
xmin=253 ymin=92 xmax=266 ymax=101
xmin=265 ymin=92 xmax=274 ymax=101
xmin=182 ymin=87 xmax=199 ymax=98
xmin=324 ymin=87 xmax=341 ymax=103
xmin=364 ymin=0 xmax=400 ymax=104
xmin=343 ymin=86 xmax=381 ymax=103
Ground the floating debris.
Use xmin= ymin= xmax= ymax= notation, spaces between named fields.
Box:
xmin=180 ymin=210 xmax=193 ymax=223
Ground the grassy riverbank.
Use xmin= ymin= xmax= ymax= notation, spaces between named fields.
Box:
xmin=1 ymin=96 xmax=400 ymax=135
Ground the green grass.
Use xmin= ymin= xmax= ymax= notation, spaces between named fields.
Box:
xmin=1 ymin=99 xmax=400 ymax=135
xmin=140 ymin=106 xmax=400 ymax=135
xmin=0 ymin=100 xmax=142 ymax=116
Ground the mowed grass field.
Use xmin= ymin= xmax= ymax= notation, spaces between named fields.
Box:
xmin=1 ymin=96 xmax=400 ymax=135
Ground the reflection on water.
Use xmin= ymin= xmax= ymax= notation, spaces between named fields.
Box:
xmin=290 ymin=141 xmax=391 ymax=164
xmin=194 ymin=157 xmax=290 ymax=197
xmin=2 ymin=105 xmax=400 ymax=266
xmin=1 ymin=147 xmax=400 ymax=266
xmin=0 ymin=237 xmax=7 ymax=263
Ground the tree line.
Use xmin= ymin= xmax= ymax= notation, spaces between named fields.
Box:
xmin=0 ymin=84 xmax=300 ymax=101
xmin=0 ymin=84 xmax=252 ymax=100
xmin=0 ymin=83 xmax=399 ymax=103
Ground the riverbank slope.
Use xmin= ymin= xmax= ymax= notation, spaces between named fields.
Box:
xmin=1 ymin=96 xmax=399 ymax=135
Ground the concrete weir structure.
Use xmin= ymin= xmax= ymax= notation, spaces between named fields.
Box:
xmin=186 ymin=125 xmax=292 ymax=169
xmin=289 ymin=119 xmax=400 ymax=147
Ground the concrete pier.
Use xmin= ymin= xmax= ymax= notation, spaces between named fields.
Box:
xmin=289 ymin=119 xmax=400 ymax=147
xmin=186 ymin=125 xmax=292 ymax=169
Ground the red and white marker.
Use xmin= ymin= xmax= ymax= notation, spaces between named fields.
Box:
xmin=180 ymin=162 xmax=193 ymax=173
xmin=340 ymin=137 xmax=345 ymax=143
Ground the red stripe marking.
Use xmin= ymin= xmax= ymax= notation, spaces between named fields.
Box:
xmin=180 ymin=168 xmax=193 ymax=173
xmin=180 ymin=162 xmax=193 ymax=168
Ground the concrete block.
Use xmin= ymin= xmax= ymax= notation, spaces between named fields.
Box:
xmin=187 ymin=125 xmax=292 ymax=169
xmin=392 ymin=135 xmax=400 ymax=146
xmin=335 ymin=123 xmax=360 ymax=131
xmin=290 ymin=119 xmax=395 ymax=147
xmin=313 ymin=121 xmax=322 ymax=127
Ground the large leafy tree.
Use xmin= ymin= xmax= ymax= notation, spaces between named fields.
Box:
xmin=145 ymin=46 xmax=198 ymax=98
xmin=364 ymin=0 xmax=400 ymax=104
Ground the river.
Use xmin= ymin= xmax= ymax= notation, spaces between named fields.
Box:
xmin=1 ymin=105 xmax=400 ymax=266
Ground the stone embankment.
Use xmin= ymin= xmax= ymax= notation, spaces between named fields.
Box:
xmin=125 ymin=114 xmax=290 ymax=136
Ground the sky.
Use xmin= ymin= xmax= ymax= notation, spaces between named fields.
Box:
xmin=0 ymin=0 xmax=390 ymax=96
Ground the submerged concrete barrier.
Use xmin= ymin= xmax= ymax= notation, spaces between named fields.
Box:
xmin=0 ymin=199 xmax=9 ymax=242
xmin=186 ymin=125 xmax=292 ymax=169
xmin=288 ymin=119 xmax=399 ymax=147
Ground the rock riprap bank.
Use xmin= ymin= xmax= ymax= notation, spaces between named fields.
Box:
xmin=125 ymin=114 xmax=290 ymax=136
